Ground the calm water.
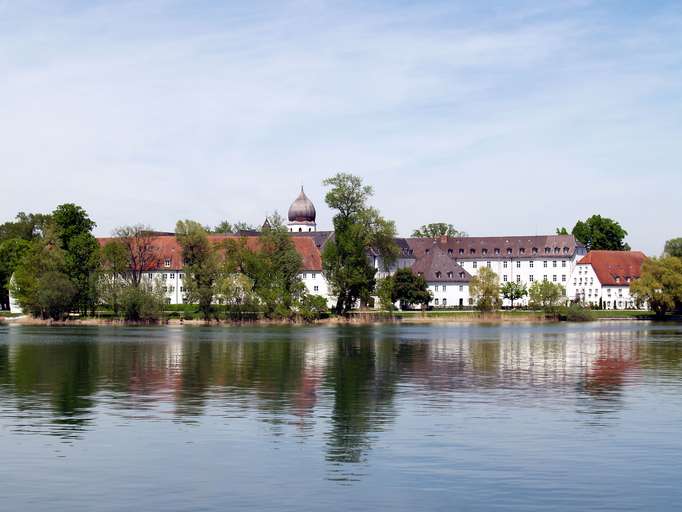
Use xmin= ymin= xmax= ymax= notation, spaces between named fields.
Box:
xmin=1 ymin=322 xmax=681 ymax=511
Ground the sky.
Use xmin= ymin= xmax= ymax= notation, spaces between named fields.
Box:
xmin=1 ymin=0 xmax=680 ymax=254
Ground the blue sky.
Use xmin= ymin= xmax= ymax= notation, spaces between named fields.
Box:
xmin=1 ymin=0 xmax=680 ymax=254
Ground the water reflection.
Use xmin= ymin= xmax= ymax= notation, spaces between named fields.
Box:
xmin=1 ymin=323 xmax=682 ymax=462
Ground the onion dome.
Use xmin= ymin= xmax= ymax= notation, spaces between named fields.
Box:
xmin=288 ymin=187 xmax=316 ymax=222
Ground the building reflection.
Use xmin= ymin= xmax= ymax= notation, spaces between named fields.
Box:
xmin=0 ymin=324 xmax=681 ymax=457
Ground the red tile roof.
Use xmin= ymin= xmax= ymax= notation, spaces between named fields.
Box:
xmin=98 ymin=234 xmax=322 ymax=272
xmin=578 ymin=250 xmax=646 ymax=286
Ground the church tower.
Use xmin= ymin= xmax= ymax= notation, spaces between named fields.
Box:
xmin=287 ymin=187 xmax=317 ymax=232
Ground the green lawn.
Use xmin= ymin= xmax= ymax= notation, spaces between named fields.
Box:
xmin=0 ymin=312 xmax=21 ymax=318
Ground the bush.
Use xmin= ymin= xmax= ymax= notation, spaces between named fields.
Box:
xmin=120 ymin=285 xmax=165 ymax=322
xmin=298 ymin=294 xmax=329 ymax=322
xmin=558 ymin=303 xmax=595 ymax=322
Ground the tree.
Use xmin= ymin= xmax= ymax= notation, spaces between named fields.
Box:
xmin=469 ymin=266 xmax=501 ymax=312
xmin=51 ymin=204 xmax=100 ymax=315
xmin=297 ymin=293 xmax=329 ymax=322
xmin=571 ymin=215 xmax=630 ymax=251
xmin=528 ymin=280 xmax=566 ymax=311
xmin=375 ymin=276 xmax=395 ymax=311
xmin=412 ymin=223 xmax=467 ymax=238
xmin=390 ymin=268 xmax=431 ymax=310
xmin=663 ymin=238 xmax=682 ymax=258
xmin=111 ymin=225 xmax=159 ymax=287
xmin=212 ymin=221 xmax=256 ymax=234
xmin=630 ymin=257 xmax=682 ymax=316
xmin=0 ymin=238 xmax=31 ymax=310
xmin=321 ymin=173 xmax=398 ymax=314
xmin=0 ymin=212 xmax=51 ymax=241
xmin=500 ymin=281 xmax=527 ymax=308
xmin=36 ymin=271 xmax=78 ymax=320
xmin=176 ymin=220 xmax=220 ymax=321
xmin=556 ymin=227 xmax=569 ymax=235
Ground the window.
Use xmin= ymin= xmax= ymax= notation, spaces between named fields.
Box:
xmin=314 ymin=285 xmax=319 ymax=292
xmin=442 ymin=285 xmax=446 ymax=291
xmin=545 ymin=247 xmax=551 ymax=254
xmin=434 ymin=285 xmax=439 ymax=292
xmin=162 ymin=274 xmax=167 ymax=280
xmin=529 ymin=261 xmax=534 ymax=268
xmin=473 ymin=262 xmax=477 ymax=268
xmin=459 ymin=285 xmax=463 ymax=291
xmin=448 ymin=249 xmax=453 ymax=256
xmin=169 ymin=286 xmax=175 ymax=292
xmin=459 ymin=248 xmax=464 ymax=255
xmin=425 ymin=249 xmax=430 ymax=255
xmin=442 ymin=299 xmax=447 ymax=306
xmin=434 ymin=298 xmax=439 ymax=305
xmin=562 ymin=261 xmax=566 ymax=268
xmin=532 ymin=248 xmax=538 ymax=255
xmin=435 ymin=271 xmax=441 ymax=278
xmin=552 ymin=261 xmax=557 ymax=268
xmin=447 ymin=272 xmax=453 ymax=278
xmin=552 ymin=275 xmax=557 ymax=282
xmin=503 ymin=261 xmax=508 ymax=268
xmin=494 ymin=248 xmax=500 ymax=255
xmin=503 ymin=275 xmax=508 ymax=282
xmin=507 ymin=248 xmax=512 ymax=255
xmin=165 ymin=298 xmax=171 ymax=305
xmin=164 ymin=258 xmax=171 ymax=268
xmin=170 ymin=273 xmax=175 ymax=279
xmin=148 ymin=273 xmax=153 ymax=279
xmin=516 ymin=261 xmax=521 ymax=268
xmin=519 ymin=248 xmax=525 ymax=255
xmin=543 ymin=261 xmax=548 ymax=268
xmin=179 ymin=273 xmax=184 ymax=280
xmin=486 ymin=261 xmax=491 ymax=268
xmin=615 ymin=276 xmax=620 ymax=283
xmin=482 ymin=248 xmax=488 ymax=255
xmin=470 ymin=248 xmax=475 ymax=255
xmin=516 ymin=275 xmax=521 ymax=283
xmin=468 ymin=298 xmax=474 ymax=306
xmin=180 ymin=287 xmax=184 ymax=292
xmin=529 ymin=275 xmax=534 ymax=282
xmin=562 ymin=275 xmax=566 ymax=282
xmin=554 ymin=247 xmax=560 ymax=254
xmin=459 ymin=272 xmax=465 ymax=279
xmin=543 ymin=275 xmax=548 ymax=281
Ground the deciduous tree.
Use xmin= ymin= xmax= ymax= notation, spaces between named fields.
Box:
xmin=469 ymin=266 xmax=501 ymax=312
xmin=528 ymin=280 xmax=566 ymax=311
xmin=630 ymin=257 xmax=682 ymax=316
xmin=500 ymin=281 xmax=527 ymax=308
xmin=390 ymin=268 xmax=431 ymax=310
xmin=663 ymin=238 xmax=682 ymax=258
xmin=412 ymin=223 xmax=467 ymax=238
xmin=572 ymin=215 xmax=630 ymax=251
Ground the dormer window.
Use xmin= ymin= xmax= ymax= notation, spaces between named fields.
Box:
xmin=459 ymin=272 xmax=465 ymax=278
xmin=563 ymin=247 xmax=569 ymax=254
xmin=494 ymin=248 xmax=500 ymax=255
xmin=459 ymin=248 xmax=464 ymax=255
xmin=545 ymin=247 xmax=551 ymax=254
xmin=417 ymin=272 xmax=423 ymax=277
xmin=519 ymin=248 xmax=525 ymax=254
xmin=447 ymin=249 xmax=453 ymax=256
xmin=470 ymin=248 xmax=475 ymax=255
xmin=554 ymin=247 xmax=560 ymax=254
xmin=507 ymin=248 xmax=512 ymax=255
xmin=425 ymin=249 xmax=430 ymax=255
xmin=447 ymin=272 xmax=453 ymax=278
xmin=435 ymin=271 xmax=441 ymax=278
xmin=482 ymin=248 xmax=488 ymax=255
xmin=164 ymin=258 xmax=171 ymax=268
xmin=532 ymin=247 xmax=538 ymax=255
xmin=615 ymin=276 xmax=620 ymax=283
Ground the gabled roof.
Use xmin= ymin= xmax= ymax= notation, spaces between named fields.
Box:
xmin=411 ymin=246 xmax=471 ymax=282
xmin=405 ymin=234 xmax=581 ymax=259
xmin=98 ymin=234 xmax=323 ymax=272
xmin=578 ymin=250 xmax=646 ymax=286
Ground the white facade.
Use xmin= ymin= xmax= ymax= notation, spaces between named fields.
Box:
xmin=568 ymin=262 xmax=637 ymax=310
xmin=428 ymin=282 xmax=471 ymax=308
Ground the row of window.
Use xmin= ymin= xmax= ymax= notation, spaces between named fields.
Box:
xmin=433 ymin=298 xmax=475 ymax=306
xmin=148 ymin=272 xmax=185 ymax=280
xmin=437 ymin=247 xmax=571 ymax=256
xmin=503 ymin=274 xmax=567 ymax=283
xmin=432 ymin=285 xmax=465 ymax=292
xmin=473 ymin=260 xmax=567 ymax=269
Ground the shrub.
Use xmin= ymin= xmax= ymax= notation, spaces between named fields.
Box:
xmin=558 ymin=303 xmax=595 ymax=322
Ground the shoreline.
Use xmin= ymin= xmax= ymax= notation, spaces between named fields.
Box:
xmin=2 ymin=310 xmax=660 ymax=327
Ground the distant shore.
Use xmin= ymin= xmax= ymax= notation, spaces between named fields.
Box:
xmin=1 ymin=309 xmax=659 ymax=327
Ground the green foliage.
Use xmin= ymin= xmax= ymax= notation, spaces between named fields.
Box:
xmin=528 ymin=280 xmax=566 ymax=311
xmin=572 ymin=215 xmax=630 ymax=251
xmin=212 ymin=221 xmax=257 ymax=234
xmin=0 ymin=212 xmax=51 ymax=241
xmin=0 ymin=238 xmax=31 ymax=309
xmin=556 ymin=227 xmax=569 ymax=235
xmin=469 ymin=266 xmax=501 ymax=312
xmin=500 ymin=281 xmax=527 ymax=308
xmin=375 ymin=276 xmax=395 ymax=311
xmin=630 ymin=256 xmax=682 ymax=316
xmin=390 ymin=268 xmax=431 ymax=310
xmin=176 ymin=220 xmax=220 ymax=320
xmin=119 ymin=283 xmax=166 ymax=321
xmin=36 ymin=271 xmax=78 ymax=320
xmin=111 ymin=225 xmax=158 ymax=287
xmin=663 ymin=238 xmax=682 ymax=258
xmin=412 ymin=223 xmax=467 ymax=238
xmin=558 ymin=303 xmax=596 ymax=322
xmin=297 ymin=293 xmax=329 ymax=322
xmin=321 ymin=173 xmax=398 ymax=314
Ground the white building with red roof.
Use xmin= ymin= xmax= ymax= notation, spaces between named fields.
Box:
xmin=568 ymin=251 xmax=646 ymax=309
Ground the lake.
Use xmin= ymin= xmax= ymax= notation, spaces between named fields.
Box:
xmin=1 ymin=321 xmax=681 ymax=511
